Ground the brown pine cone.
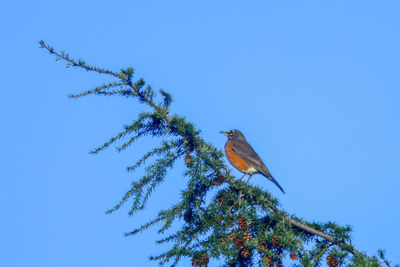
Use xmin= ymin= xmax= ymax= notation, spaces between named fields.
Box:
xmin=214 ymin=173 xmax=226 ymax=186
xmin=228 ymin=231 xmax=236 ymax=241
xmin=258 ymin=241 xmax=267 ymax=253
xmin=201 ymin=256 xmax=209 ymax=266
xmin=327 ymin=255 xmax=339 ymax=267
xmin=290 ymin=252 xmax=298 ymax=260
xmin=243 ymin=231 xmax=252 ymax=242
xmin=276 ymin=263 xmax=283 ymax=267
xmin=263 ymin=255 xmax=274 ymax=266
xmin=184 ymin=154 xmax=192 ymax=167
xmin=217 ymin=196 xmax=226 ymax=206
xmin=191 ymin=257 xmax=197 ymax=266
xmin=233 ymin=237 xmax=245 ymax=249
xmin=241 ymin=249 xmax=251 ymax=258
xmin=271 ymin=234 xmax=281 ymax=249
xmin=238 ymin=217 xmax=247 ymax=230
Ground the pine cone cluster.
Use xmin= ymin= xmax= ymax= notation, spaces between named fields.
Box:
xmin=238 ymin=217 xmax=247 ymax=230
xmin=241 ymin=249 xmax=251 ymax=258
xmin=327 ymin=255 xmax=338 ymax=267
xmin=214 ymin=173 xmax=226 ymax=186
xmin=191 ymin=257 xmax=197 ymax=266
xmin=290 ymin=252 xmax=298 ymax=260
xmin=234 ymin=236 xmax=245 ymax=249
xmin=243 ymin=231 xmax=252 ymax=242
xmin=271 ymin=234 xmax=281 ymax=249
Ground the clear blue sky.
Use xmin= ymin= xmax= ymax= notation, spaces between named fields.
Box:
xmin=1 ymin=1 xmax=399 ymax=266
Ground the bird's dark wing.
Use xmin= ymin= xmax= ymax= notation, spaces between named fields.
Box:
xmin=231 ymin=139 xmax=271 ymax=175
xmin=231 ymin=140 xmax=285 ymax=194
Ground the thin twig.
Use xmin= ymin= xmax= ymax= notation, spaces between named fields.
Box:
xmin=312 ymin=244 xmax=333 ymax=266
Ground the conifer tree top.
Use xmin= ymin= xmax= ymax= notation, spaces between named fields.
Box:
xmin=40 ymin=41 xmax=398 ymax=267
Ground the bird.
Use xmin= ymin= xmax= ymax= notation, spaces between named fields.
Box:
xmin=220 ymin=129 xmax=285 ymax=194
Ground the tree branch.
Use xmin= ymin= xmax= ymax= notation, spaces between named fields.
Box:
xmin=269 ymin=205 xmax=359 ymax=255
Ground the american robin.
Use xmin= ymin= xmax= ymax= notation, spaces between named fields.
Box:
xmin=221 ymin=130 xmax=285 ymax=194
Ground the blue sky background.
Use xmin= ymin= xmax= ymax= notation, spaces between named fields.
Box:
xmin=1 ymin=1 xmax=399 ymax=266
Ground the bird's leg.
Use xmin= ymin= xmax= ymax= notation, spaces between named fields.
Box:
xmin=239 ymin=173 xmax=247 ymax=181
xmin=246 ymin=175 xmax=253 ymax=184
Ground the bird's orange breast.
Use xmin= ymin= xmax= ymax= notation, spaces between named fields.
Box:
xmin=225 ymin=140 xmax=250 ymax=173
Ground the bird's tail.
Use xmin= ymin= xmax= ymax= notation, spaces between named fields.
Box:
xmin=261 ymin=171 xmax=285 ymax=194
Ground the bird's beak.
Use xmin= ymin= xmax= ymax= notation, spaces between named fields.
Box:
xmin=220 ymin=131 xmax=229 ymax=136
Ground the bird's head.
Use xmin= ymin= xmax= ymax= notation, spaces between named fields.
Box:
xmin=220 ymin=129 xmax=245 ymax=140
